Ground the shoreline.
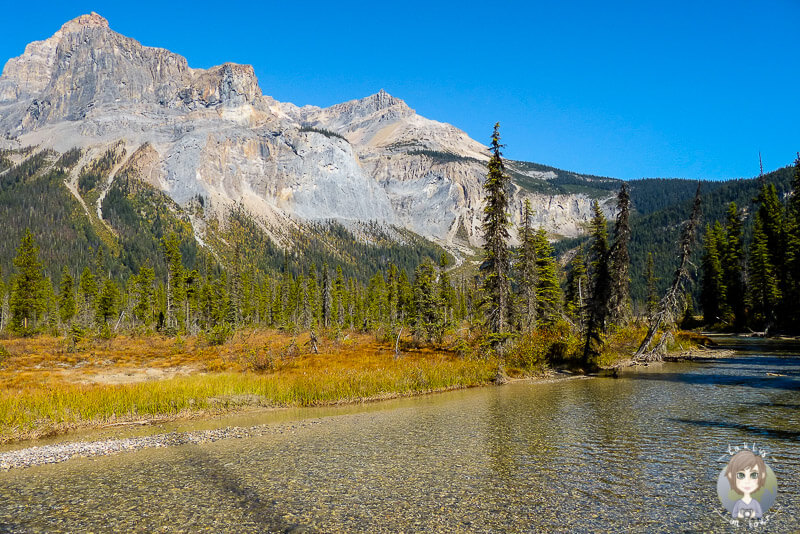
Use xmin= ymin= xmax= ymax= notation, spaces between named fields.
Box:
xmin=0 ymin=372 xmax=589 ymax=471
xmin=0 ymin=332 xmax=735 ymax=469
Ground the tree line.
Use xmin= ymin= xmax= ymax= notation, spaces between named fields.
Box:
xmin=701 ymin=155 xmax=800 ymax=333
xmin=0 ymin=228 xmax=473 ymax=346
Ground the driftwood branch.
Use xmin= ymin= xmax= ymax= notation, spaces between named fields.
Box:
xmin=634 ymin=184 xmax=701 ymax=361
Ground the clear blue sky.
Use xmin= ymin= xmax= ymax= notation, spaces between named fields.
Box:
xmin=1 ymin=1 xmax=798 ymax=180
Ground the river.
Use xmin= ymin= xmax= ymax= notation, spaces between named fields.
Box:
xmin=0 ymin=337 xmax=798 ymax=532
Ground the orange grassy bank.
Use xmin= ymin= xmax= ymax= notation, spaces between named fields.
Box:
xmin=0 ymin=329 xmax=496 ymax=443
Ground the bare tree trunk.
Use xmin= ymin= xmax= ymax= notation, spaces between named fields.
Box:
xmin=394 ymin=326 xmax=403 ymax=360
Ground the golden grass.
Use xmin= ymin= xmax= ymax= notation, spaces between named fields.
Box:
xmin=0 ymin=330 xmax=496 ymax=443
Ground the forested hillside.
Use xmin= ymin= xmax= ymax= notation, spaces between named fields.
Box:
xmin=556 ymin=164 xmax=796 ymax=308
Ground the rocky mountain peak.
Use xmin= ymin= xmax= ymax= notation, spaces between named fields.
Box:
xmin=300 ymin=89 xmax=414 ymax=141
xmin=367 ymin=89 xmax=406 ymax=111
xmin=0 ymin=13 xmax=271 ymax=133
xmin=60 ymin=12 xmax=109 ymax=32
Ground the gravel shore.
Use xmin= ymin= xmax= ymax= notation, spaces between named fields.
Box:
xmin=0 ymin=419 xmax=322 ymax=471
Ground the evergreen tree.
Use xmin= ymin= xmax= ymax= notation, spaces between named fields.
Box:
xmin=533 ymin=228 xmax=561 ymax=326
xmin=366 ymin=271 xmax=387 ymax=330
xmin=184 ymin=269 xmax=200 ymax=333
xmin=0 ymin=265 xmax=5 ymax=332
xmin=756 ymin=183 xmax=786 ymax=268
xmin=721 ymin=202 xmax=746 ymax=330
xmin=386 ymin=262 xmax=399 ymax=325
xmin=515 ymin=199 xmax=538 ymax=331
xmin=397 ymin=268 xmax=414 ymax=325
xmin=608 ymin=184 xmax=632 ymax=324
xmin=9 ymin=229 xmax=46 ymax=334
xmin=132 ymin=264 xmax=155 ymax=328
xmin=480 ymin=123 xmax=513 ymax=348
xmin=58 ymin=267 xmax=76 ymax=325
xmin=786 ymin=154 xmax=800 ymax=328
xmin=79 ymin=267 xmax=97 ymax=325
xmin=437 ymin=254 xmax=455 ymax=333
xmin=412 ymin=259 xmax=443 ymax=342
xmin=753 ymin=182 xmax=785 ymax=328
xmin=321 ymin=263 xmax=331 ymax=328
xmin=748 ymin=218 xmax=781 ymax=330
xmin=42 ymin=277 xmax=57 ymax=330
xmin=307 ymin=265 xmax=320 ymax=329
xmin=333 ymin=266 xmax=345 ymax=327
xmin=583 ymin=201 xmax=611 ymax=365
xmin=229 ymin=245 xmax=243 ymax=326
xmin=700 ymin=223 xmax=726 ymax=324
xmin=161 ymin=232 xmax=185 ymax=331
xmin=96 ymin=277 xmax=119 ymax=326
xmin=279 ymin=268 xmax=294 ymax=328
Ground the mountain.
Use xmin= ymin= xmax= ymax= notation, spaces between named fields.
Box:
xmin=0 ymin=12 xmax=618 ymax=276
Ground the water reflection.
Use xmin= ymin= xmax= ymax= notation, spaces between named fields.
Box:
xmin=1 ymin=340 xmax=799 ymax=532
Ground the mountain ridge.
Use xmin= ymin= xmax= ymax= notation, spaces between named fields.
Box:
xmin=0 ymin=13 xmax=619 ymax=268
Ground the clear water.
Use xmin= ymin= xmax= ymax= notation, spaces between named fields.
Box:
xmin=1 ymin=337 xmax=799 ymax=533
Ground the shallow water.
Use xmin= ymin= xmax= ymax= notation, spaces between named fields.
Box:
xmin=1 ymin=337 xmax=799 ymax=532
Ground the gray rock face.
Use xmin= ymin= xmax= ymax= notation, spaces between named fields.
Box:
xmin=0 ymin=13 xmax=614 ymax=251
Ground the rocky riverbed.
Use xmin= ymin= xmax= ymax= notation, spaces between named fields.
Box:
xmin=0 ymin=419 xmax=322 ymax=470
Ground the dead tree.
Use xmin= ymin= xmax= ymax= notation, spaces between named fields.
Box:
xmin=306 ymin=329 xmax=319 ymax=354
xmin=394 ymin=326 xmax=403 ymax=360
xmin=634 ymin=184 xmax=702 ymax=362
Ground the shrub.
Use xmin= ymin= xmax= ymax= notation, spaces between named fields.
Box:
xmin=507 ymin=324 xmax=584 ymax=372
xmin=206 ymin=323 xmax=233 ymax=346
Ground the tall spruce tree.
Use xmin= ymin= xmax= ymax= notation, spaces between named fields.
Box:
xmin=307 ymin=265 xmax=320 ymax=329
xmin=608 ymin=184 xmax=632 ymax=324
xmin=96 ymin=277 xmax=119 ymax=326
xmin=397 ymin=268 xmax=414 ymax=325
xmin=533 ymin=228 xmax=561 ymax=327
xmin=386 ymin=262 xmax=399 ymax=326
xmin=700 ymin=222 xmax=726 ymax=324
xmin=132 ymin=263 xmax=155 ymax=328
xmin=480 ymin=123 xmax=513 ymax=349
xmin=754 ymin=183 xmax=786 ymax=327
xmin=0 ymin=265 xmax=5 ymax=332
xmin=748 ymin=218 xmax=781 ymax=330
xmin=161 ymin=232 xmax=185 ymax=331
xmin=412 ymin=259 xmax=442 ymax=342
xmin=58 ymin=267 xmax=76 ymax=325
xmin=583 ymin=201 xmax=611 ymax=366
xmin=9 ymin=229 xmax=46 ymax=334
xmin=721 ymin=202 xmax=746 ymax=330
xmin=516 ymin=199 xmax=538 ymax=331
xmin=321 ymin=263 xmax=331 ymax=328
xmin=437 ymin=254 xmax=454 ymax=334
xmin=79 ymin=267 xmax=97 ymax=325
xmin=784 ymin=154 xmax=800 ymax=329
